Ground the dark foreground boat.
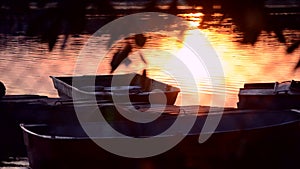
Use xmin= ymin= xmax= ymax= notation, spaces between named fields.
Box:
xmin=238 ymin=80 xmax=300 ymax=109
xmin=50 ymin=72 xmax=180 ymax=105
xmin=21 ymin=109 xmax=300 ymax=169
xmin=0 ymin=96 xmax=152 ymax=160
xmin=0 ymin=95 xmax=52 ymax=159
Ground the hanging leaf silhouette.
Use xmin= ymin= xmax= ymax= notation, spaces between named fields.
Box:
xmin=287 ymin=40 xmax=300 ymax=54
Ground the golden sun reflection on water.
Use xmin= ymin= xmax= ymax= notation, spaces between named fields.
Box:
xmin=1 ymin=13 xmax=300 ymax=108
xmin=131 ymin=13 xmax=300 ymax=107
xmin=178 ymin=13 xmax=204 ymax=28
xmin=107 ymin=29 xmax=226 ymax=107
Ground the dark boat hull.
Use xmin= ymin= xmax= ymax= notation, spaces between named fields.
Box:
xmin=0 ymin=96 xmax=149 ymax=159
xmin=21 ymin=109 xmax=300 ymax=169
xmin=0 ymin=95 xmax=51 ymax=159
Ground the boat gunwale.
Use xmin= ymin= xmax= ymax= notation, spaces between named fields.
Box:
xmin=49 ymin=73 xmax=181 ymax=97
xmin=20 ymin=109 xmax=300 ymax=140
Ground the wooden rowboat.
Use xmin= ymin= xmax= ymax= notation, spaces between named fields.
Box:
xmin=238 ymin=80 xmax=300 ymax=109
xmin=50 ymin=73 xmax=180 ymax=105
xmin=21 ymin=108 xmax=300 ymax=169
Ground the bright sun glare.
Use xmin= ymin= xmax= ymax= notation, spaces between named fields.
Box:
xmin=177 ymin=13 xmax=204 ymax=28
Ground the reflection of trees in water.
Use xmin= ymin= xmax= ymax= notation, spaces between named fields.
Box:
xmin=27 ymin=0 xmax=113 ymax=51
xmin=1 ymin=0 xmax=299 ymax=68
xmin=200 ymin=0 xmax=300 ymax=70
xmin=221 ymin=0 xmax=266 ymax=45
xmin=26 ymin=0 xmax=91 ymax=51
xmin=0 ymin=0 xmax=116 ymax=51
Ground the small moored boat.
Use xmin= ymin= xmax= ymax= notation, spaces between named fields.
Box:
xmin=238 ymin=80 xmax=300 ymax=109
xmin=50 ymin=72 xmax=180 ymax=105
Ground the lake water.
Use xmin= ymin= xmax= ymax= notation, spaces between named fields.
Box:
xmin=1 ymin=12 xmax=299 ymax=108
xmin=1 ymin=1 xmax=300 ymax=168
